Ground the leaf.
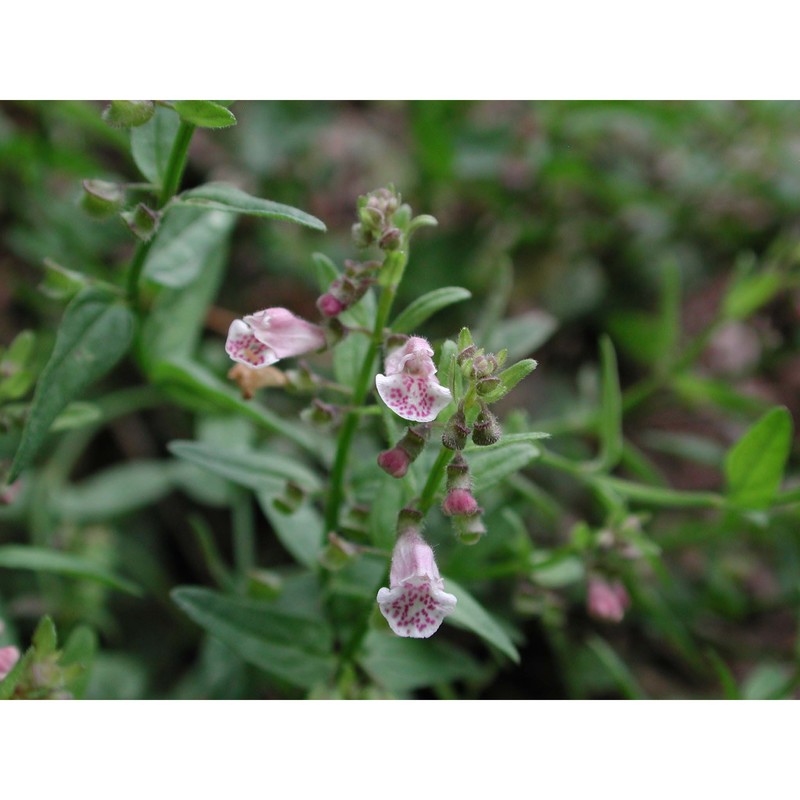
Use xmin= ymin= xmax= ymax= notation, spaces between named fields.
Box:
xmin=52 ymin=461 xmax=176 ymax=522
xmin=140 ymin=212 xmax=232 ymax=365
xmin=257 ymin=495 xmax=325 ymax=569
xmin=151 ymin=358 xmax=321 ymax=456
xmin=8 ymin=289 xmax=135 ymax=482
xmin=176 ymin=183 xmax=326 ymax=231
xmin=142 ymin=206 xmax=235 ymax=289
xmin=391 ymin=287 xmax=472 ymax=334
xmin=597 ymin=335 xmax=623 ymax=469
xmin=741 ymin=662 xmax=793 ymax=700
xmin=51 ymin=401 xmax=102 ymax=432
xmin=169 ymin=440 xmax=320 ymax=493
xmin=311 ymin=252 xmax=339 ymax=291
xmin=0 ymin=546 xmax=142 ymax=595
xmin=443 ymin=575 xmax=520 ymax=663
xmin=585 ymin=636 xmax=647 ymax=699
xmin=61 ymin=625 xmax=98 ymax=700
xmin=358 ymin=630 xmax=483 ymax=692
xmin=724 ymin=406 xmax=793 ymax=509
xmin=465 ymin=435 xmax=543 ymax=491
xmin=172 ymin=586 xmax=335 ymax=690
xmin=130 ymin=106 xmax=180 ymax=186
xmin=480 ymin=358 xmax=537 ymax=403
xmin=172 ymin=101 xmax=237 ymax=129
xmin=723 ymin=268 xmax=783 ymax=321
xmin=484 ymin=310 xmax=558 ymax=361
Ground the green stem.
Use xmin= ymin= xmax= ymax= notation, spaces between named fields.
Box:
xmin=231 ymin=488 xmax=255 ymax=586
xmin=323 ymin=252 xmax=407 ymax=532
xmin=418 ymin=446 xmax=453 ymax=513
xmin=126 ymin=120 xmax=196 ymax=306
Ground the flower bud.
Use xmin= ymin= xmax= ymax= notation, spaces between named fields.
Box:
xmin=121 ymin=203 xmax=160 ymax=241
xmin=457 ymin=344 xmax=477 ymax=365
xmin=587 ymin=577 xmax=630 ymax=623
xmin=317 ymin=292 xmax=345 ymax=318
xmin=379 ymin=227 xmax=402 ymax=251
xmin=272 ymin=481 xmax=306 ymax=515
xmin=396 ymin=506 xmax=424 ymax=537
xmin=445 ymin=452 xmax=472 ymax=491
xmin=378 ymin=424 xmax=431 ymax=478
xmin=102 ymin=100 xmax=155 ymax=128
xmin=228 ymin=363 xmax=287 ymax=399
xmin=476 ymin=375 xmax=502 ymax=396
xmin=472 ymin=405 xmax=502 ymax=446
xmin=441 ymin=407 xmax=470 ymax=450
xmin=472 ymin=352 xmax=499 ymax=378
xmin=377 ymin=447 xmax=411 ymax=478
xmin=452 ymin=511 xmax=487 ymax=545
xmin=81 ymin=179 xmax=125 ymax=218
xmin=442 ymin=488 xmax=479 ymax=517
xmin=319 ymin=532 xmax=360 ymax=571
xmin=352 ymin=222 xmax=373 ymax=248
xmin=300 ymin=399 xmax=340 ymax=427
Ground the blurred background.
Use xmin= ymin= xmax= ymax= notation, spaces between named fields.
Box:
xmin=1 ymin=101 xmax=799 ymax=699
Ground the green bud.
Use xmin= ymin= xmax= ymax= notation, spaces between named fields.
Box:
xmin=397 ymin=423 xmax=431 ymax=461
xmin=379 ymin=227 xmax=403 ymax=251
xmin=319 ymin=533 xmax=359 ymax=571
xmin=476 ymin=375 xmax=502 ymax=396
xmin=121 ymin=203 xmax=160 ymax=241
xmin=102 ymin=100 xmax=155 ymax=128
xmin=352 ymin=223 xmax=373 ymax=248
xmin=272 ymin=481 xmax=306 ymax=515
xmin=441 ymin=408 xmax=470 ymax=450
xmin=445 ymin=452 xmax=472 ymax=491
xmin=472 ymin=405 xmax=501 ymax=446
xmin=81 ymin=179 xmax=125 ymax=218
xmin=452 ymin=511 xmax=487 ymax=545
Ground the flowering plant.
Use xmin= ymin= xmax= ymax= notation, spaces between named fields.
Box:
xmin=1 ymin=101 xmax=799 ymax=700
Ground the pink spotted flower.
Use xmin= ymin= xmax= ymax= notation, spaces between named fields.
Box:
xmin=377 ymin=529 xmax=457 ymax=638
xmin=226 ymin=307 xmax=326 ymax=369
xmin=375 ymin=336 xmax=452 ymax=423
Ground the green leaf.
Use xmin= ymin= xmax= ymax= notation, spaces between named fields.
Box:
xmin=176 ymin=183 xmax=326 ymax=231
xmin=443 ymin=575 xmax=520 ymax=663
xmin=597 ymin=335 xmax=623 ymax=469
xmin=8 ymin=289 xmax=135 ymax=482
xmin=741 ymin=662 xmax=793 ymax=700
xmin=172 ymin=101 xmax=237 ymax=129
xmin=311 ymin=252 xmax=339 ymax=291
xmin=466 ymin=435 xmax=544 ymax=491
xmin=53 ymin=460 xmax=176 ymax=522
xmin=592 ymin=476 xmax=723 ymax=509
xmin=151 ymin=359 xmax=321 ymax=456
xmin=142 ymin=206 xmax=235 ymax=289
xmin=391 ymin=287 xmax=471 ymax=334
xmin=723 ymin=263 xmax=783 ymax=321
xmin=61 ymin=625 xmax=97 ymax=700
xmin=358 ymin=630 xmax=483 ymax=692
xmin=480 ymin=358 xmax=537 ymax=403
xmin=724 ymin=406 xmax=793 ymax=509
xmin=169 ymin=440 xmax=320 ymax=493
xmin=484 ymin=310 xmax=557 ymax=361
xmin=585 ymin=636 xmax=647 ymax=699
xmin=172 ymin=587 xmax=335 ymax=690
xmin=140 ymin=214 xmax=231 ymax=366
xmin=51 ymin=402 xmax=102 ymax=432
xmin=32 ymin=615 xmax=57 ymax=655
xmin=130 ymin=106 xmax=180 ymax=186
xmin=0 ymin=546 xmax=142 ymax=595
xmin=257 ymin=495 xmax=325 ymax=569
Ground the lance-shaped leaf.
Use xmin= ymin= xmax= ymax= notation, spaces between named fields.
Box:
xmin=175 ymin=182 xmax=326 ymax=231
xmin=172 ymin=101 xmax=237 ymax=129
xmin=724 ymin=406 xmax=793 ymax=509
xmin=391 ymin=287 xmax=472 ymax=334
xmin=131 ymin=106 xmax=180 ymax=186
xmin=8 ymin=289 xmax=134 ymax=482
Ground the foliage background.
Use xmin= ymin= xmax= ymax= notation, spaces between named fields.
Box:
xmin=1 ymin=100 xmax=799 ymax=699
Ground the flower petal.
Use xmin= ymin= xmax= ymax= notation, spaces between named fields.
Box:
xmin=376 ymin=373 xmax=452 ymax=422
xmin=0 ymin=645 xmax=20 ymax=680
xmin=377 ymin=578 xmax=457 ymax=638
xmin=225 ymin=319 xmax=277 ymax=368
xmin=244 ymin=307 xmax=326 ymax=359
xmin=385 ymin=336 xmax=436 ymax=376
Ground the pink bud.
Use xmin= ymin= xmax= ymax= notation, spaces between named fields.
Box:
xmin=317 ymin=293 xmax=345 ymax=318
xmin=377 ymin=447 xmax=410 ymax=478
xmin=441 ymin=488 xmax=479 ymax=517
xmin=0 ymin=645 xmax=20 ymax=680
xmin=587 ymin=578 xmax=630 ymax=623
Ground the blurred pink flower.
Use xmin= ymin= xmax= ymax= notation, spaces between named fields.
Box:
xmin=376 ymin=337 xmax=452 ymax=422
xmin=226 ymin=307 xmax=325 ymax=369
xmin=377 ymin=530 xmax=457 ymax=638
xmin=0 ymin=645 xmax=20 ymax=680
xmin=587 ymin=577 xmax=630 ymax=623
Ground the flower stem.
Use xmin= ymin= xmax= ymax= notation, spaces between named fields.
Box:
xmin=418 ymin=446 xmax=453 ymax=514
xmin=323 ymin=250 xmax=407 ymax=532
xmin=126 ymin=120 xmax=196 ymax=306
